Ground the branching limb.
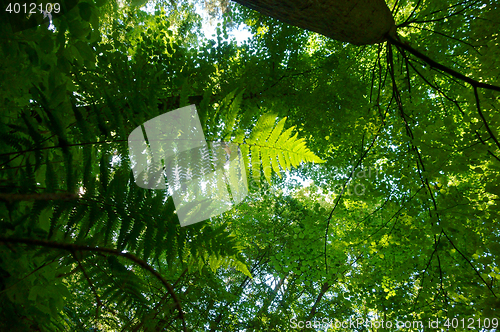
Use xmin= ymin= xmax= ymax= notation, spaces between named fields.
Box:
xmin=442 ymin=230 xmax=497 ymax=298
xmin=402 ymin=54 xmax=500 ymax=161
xmin=398 ymin=0 xmax=422 ymax=27
xmin=404 ymin=24 xmax=482 ymax=55
xmin=0 ymin=237 xmax=187 ymax=332
xmin=386 ymin=34 xmax=500 ymax=92
xmin=397 ymin=0 xmax=481 ymax=28
xmin=474 ymin=86 xmax=500 ymax=151
xmin=412 ymin=231 xmax=444 ymax=311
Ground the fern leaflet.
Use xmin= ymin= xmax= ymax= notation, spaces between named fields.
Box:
xmin=233 ymin=114 xmax=324 ymax=185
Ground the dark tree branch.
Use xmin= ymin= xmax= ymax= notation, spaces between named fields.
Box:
xmin=405 ymin=24 xmax=481 ymax=55
xmin=303 ymin=252 xmax=364 ymax=326
xmin=442 ymin=230 xmax=497 ymax=298
xmin=0 ymin=237 xmax=187 ymax=332
xmin=412 ymin=231 xmax=444 ymax=311
xmin=399 ymin=0 xmax=422 ymax=27
xmin=403 ymin=56 xmax=500 ymax=162
xmin=474 ymin=86 xmax=500 ymax=151
xmin=390 ymin=34 xmax=498 ymax=306
xmin=304 ymin=282 xmax=330 ymax=321
xmin=386 ymin=34 xmax=500 ymax=92
xmin=355 ymin=188 xmax=423 ymax=246
xmin=397 ymin=0 xmax=481 ymax=28
xmin=0 ymin=192 xmax=78 ymax=202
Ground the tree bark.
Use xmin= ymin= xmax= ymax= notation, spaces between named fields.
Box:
xmin=231 ymin=0 xmax=396 ymax=45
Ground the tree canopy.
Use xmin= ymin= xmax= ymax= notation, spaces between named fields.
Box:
xmin=1 ymin=0 xmax=500 ymax=330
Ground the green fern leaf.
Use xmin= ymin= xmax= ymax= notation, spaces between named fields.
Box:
xmin=267 ymin=117 xmax=287 ymax=145
xmin=127 ymin=218 xmax=145 ymax=252
xmin=82 ymin=145 xmax=93 ymax=192
xmin=117 ymin=211 xmax=133 ymax=251
xmin=154 ymin=213 xmax=167 ymax=260
xmin=212 ymin=89 xmax=236 ymax=132
xmin=240 ymin=144 xmax=250 ymax=172
xmin=270 ymin=148 xmax=282 ymax=178
xmin=231 ymin=259 xmax=252 ymax=278
xmin=143 ymin=223 xmax=155 ymax=261
xmin=104 ymin=206 xmax=118 ymax=245
xmin=63 ymin=150 xmax=75 ymax=192
xmin=246 ymin=113 xmax=275 ymax=145
xmin=21 ymin=113 xmax=43 ymax=170
xmin=250 ymin=145 xmax=260 ymax=183
xmin=275 ymin=126 xmax=295 ymax=147
xmin=232 ymin=129 xmax=245 ymax=144
xmin=72 ymin=105 xmax=92 ymax=142
xmin=99 ymin=154 xmax=109 ymax=194
xmin=277 ymin=150 xmax=288 ymax=172
xmin=45 ymin=158 xmax=58 ymax=192
xmin=223 ymin=89 xmax=245 ymax=140
xmin=260 ymin=147 xmax=272 ymax=184
xmin=235 ymin=114 xmax=324 ymax=185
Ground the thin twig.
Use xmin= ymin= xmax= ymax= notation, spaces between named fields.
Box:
xmin=324 ymin=126 xmax=382 ymax=274
xmin=442 ymin=230 xmax=497 ymax=298
xmin=474 ymin=86 xmax=500 ymax=151
xmin=72 ymin=251 xmax=102 ymax=319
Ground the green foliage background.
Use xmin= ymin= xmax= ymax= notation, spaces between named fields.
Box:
xmin=0 ymin=0 xmax=499 ymax=330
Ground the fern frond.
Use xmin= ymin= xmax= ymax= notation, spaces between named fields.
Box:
xmin=128 ymin=218 xmax=145 ymax=252
xmin=240 ymin=144 xmax=250 ymax=174
xmin=65 ymin=201 xmax=88 ymax=235
xmin=117 ymin=209 xmax=133 ymax=251
xmin=45 ymin=157 xmax=59 ymax=192
xmin=0 ymin=132 xmax=32 ymax=152
xmin=154 ymin=204 xmax=169 ymax=260
xmin=260 ymin=147 xmax=272 ymax=184
xmin=250 ymin=145 xmax=260 ymax=183
xmin=235 ymin=114 xmax=324 ymax=185
xmin=142 ymin=222 xmax=155 ymax=261
xmin=269 ymin=148 xmax=281 ymax=178
xmin=104 ymin=205 xmax=118 ymax=245
xmin=72 ymin=105 xmax=93 ymax=142
xmin=222 ymin=89 xmax=245 ymax=140
xmin=267 ymin=117 xmax=286 ymax=145
xmin=246 ymin=113 xmax=275 ymax=145
xmin=99 ymin=154 xmax=109 ymax=194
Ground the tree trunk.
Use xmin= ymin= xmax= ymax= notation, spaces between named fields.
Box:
xmin=231 ymin=0 xmax=396 ymax=45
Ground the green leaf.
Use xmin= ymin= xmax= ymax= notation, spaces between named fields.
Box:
xmin=28 ymin=285 xmax=47 ymax=302
xmin=251 ymin=145 xmax=260 ymax=183
xmin=40 ymin=35 xmax=54 ymax=54
xmin=78 ymin=2 xmax=93 ymax=22
xmin=75 ymin=41 xmax=95 ymax=64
